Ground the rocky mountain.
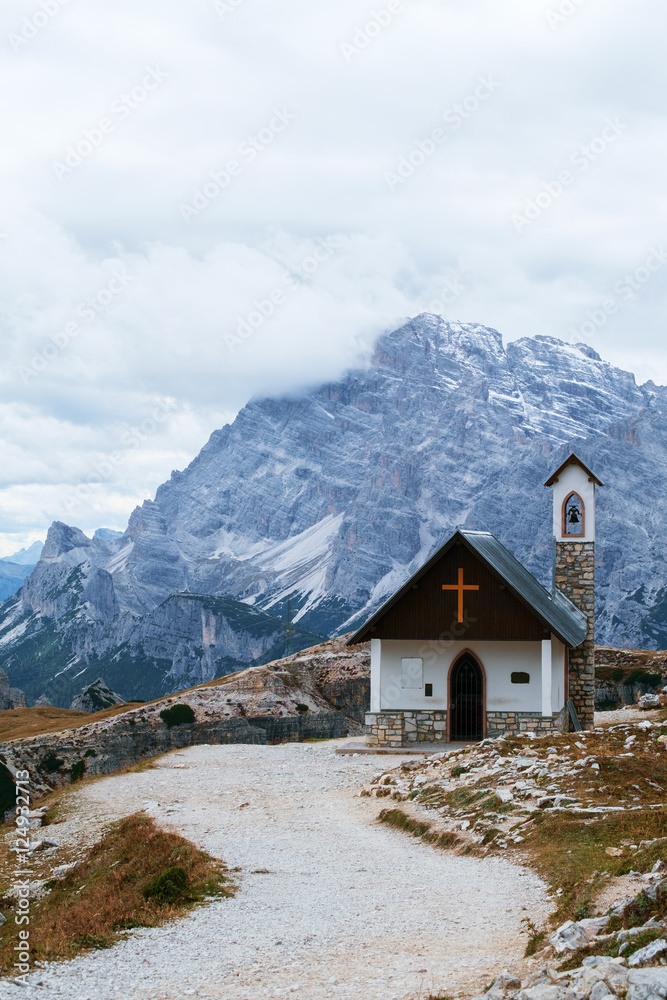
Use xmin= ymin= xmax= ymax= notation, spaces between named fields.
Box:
xmin=1 ymin=313 xmax=666 ymax=706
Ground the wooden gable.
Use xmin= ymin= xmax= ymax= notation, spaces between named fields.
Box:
xmin=359 ymin=538 xmax=550 ymax=642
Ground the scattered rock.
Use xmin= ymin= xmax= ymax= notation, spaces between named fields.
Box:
xmin=638 ymin=694 xmax=661 ymax=711
xmin=628 ymin=939 xmax=667 ymax=967
xmin=550 ymin=919 xmax=592 ymax=953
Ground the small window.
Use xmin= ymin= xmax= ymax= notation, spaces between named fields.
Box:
xmin=563 ymin=492 xmax=584 ymax=536
xmin=401 ymin=657 xmax=423 ymax=689
xmin=425 ymin=683 xmax=433 ymax=697
xmin=511 ymin=671 xmax=530 ymax=684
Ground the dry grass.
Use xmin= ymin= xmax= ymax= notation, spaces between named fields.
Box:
xmin=378 ymin=808 xmax=459 ymax=850
xmin=525 ymin=808 xmax=667 ymax=922
xmin=0 ymin=813 xmax=235 ymax=971
xmin=0 ymin=704 xmax=146 ymax=743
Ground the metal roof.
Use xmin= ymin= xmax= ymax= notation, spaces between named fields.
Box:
xmin=347 ymin=529 xmax=588 ymax=647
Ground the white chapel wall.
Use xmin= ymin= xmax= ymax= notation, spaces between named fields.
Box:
xmin=550 ymin=634 xmax=566 ymax=712
xmin=377 ymin=639 xmax=545 ymax=713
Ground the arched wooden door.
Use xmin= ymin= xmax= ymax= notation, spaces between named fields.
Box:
xmin=449 ymin=653 xmax=484 ymax=741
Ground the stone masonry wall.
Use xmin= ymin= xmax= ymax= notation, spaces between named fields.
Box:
xmin=403 ymin=711 xmax=448 ymax=743
xmin=556 ymin=541 xmax=595 ymax=729
xmin=365 ymin=713 xmax=405 ymax=747
xmin=0 ymin=710 xmax=347 ymax=804
xmin=486 ymin=709 xmax=568 ymax=738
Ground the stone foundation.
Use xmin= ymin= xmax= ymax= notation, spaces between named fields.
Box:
xmin=485 ymin=708 xmax=568 ymax=738
xmin=366 ymin=708 xmax=568 ymax=746
xmin=365 ymin=712 xmax=405 ymax=747
xmin=403 ymin=711 xmax=448 ymax=743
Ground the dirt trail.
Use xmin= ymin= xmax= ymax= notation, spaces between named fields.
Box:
xmin=1 ymin=740 xmax=550 ymax=1000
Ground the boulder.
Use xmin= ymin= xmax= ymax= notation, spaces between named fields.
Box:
xmin=34 ymin=694 xmax=53 ymax=707
xmin=550 ymin=919 xmax=594 ymax=953
xmin=638 ymin=694 xmax=661 ymax=710
xmin=628 ymin=939 xmax=667 ymax=968
xmin=0 ymin=669 xmax=27 ymax=709
xmin=9 ymin=687 xmax=26 ymax=709
xmin=627 ymin=966 xmax=667 ymax=999
xmin=488 ymin=972 xmax=522 ymax=994
xmin=70 ymin=678 xmax=124 ymax=713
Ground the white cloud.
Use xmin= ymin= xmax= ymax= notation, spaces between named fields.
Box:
xmin=0 ymin=0 xmax=666 ymax=552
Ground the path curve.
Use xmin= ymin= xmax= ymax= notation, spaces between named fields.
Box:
xmin=3 ymin=741 xmax=550 ymax=1000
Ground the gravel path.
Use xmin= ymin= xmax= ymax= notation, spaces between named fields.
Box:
xmin=3 ymin=741 xmax=550 ymax=1000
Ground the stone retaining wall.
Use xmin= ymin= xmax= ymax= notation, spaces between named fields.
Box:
xmin=0 ymin=710 xmax=347 ymax=806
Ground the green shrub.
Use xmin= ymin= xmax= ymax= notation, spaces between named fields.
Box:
xmin=159 ymin=704 xmax=195 ymax=727
xmin=41 ymin=754 xmax=64 ymax=774
xmin=69 ymin=760 xmax=85 ymax=782
xmin=295 ymin=703 xmax=309 ymax=714
xmin=142 ymin=866 xmax=190 ymax=904
xmin=84 ymin=748 xmax=97 ymax=758
xmin=626 ymin=669 xmax=663 ymax=688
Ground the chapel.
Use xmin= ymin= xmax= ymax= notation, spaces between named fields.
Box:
xmin=348 ymin=454 xmax=601 ymax=746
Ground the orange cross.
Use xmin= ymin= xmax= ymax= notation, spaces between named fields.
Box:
xmin=442 ymin=567 xmax=479 ymax=623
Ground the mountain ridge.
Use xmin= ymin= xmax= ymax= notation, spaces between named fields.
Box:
xmin=2 ymin=313 xmax=666 ymax=706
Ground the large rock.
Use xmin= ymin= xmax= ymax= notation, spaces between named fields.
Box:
xmin=627 ymin=967 xmax=667 ymax=999
xmin=70 ymin=678 xmax=124 ymax=713
xmin=628 ymin=939 xmax=667 ymax=967
xmin=638 ymin=693 xmax=661 ymax=710
xmin=0 ymin=669 xmax=27 ymax=710
xmin=550 ymin=919 xmax=595 ymax=953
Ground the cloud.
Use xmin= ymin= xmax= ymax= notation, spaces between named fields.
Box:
xmin=0 ymin=0 xmax=666 ymax=551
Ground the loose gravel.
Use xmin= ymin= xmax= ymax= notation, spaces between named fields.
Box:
xmin=1 ymin=740 xmax=549 ymax=1000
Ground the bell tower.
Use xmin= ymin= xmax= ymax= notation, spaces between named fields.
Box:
xmin=545 ymin=454 xmax=603 ymax=729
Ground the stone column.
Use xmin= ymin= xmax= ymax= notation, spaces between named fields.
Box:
xmin=555 ymin=541 xmax=595 ymax=729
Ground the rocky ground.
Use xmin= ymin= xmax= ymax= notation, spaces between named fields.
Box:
xmin=361 ymin=708 xmax=667 ymax=998
xmin=0 ymin=739 xmax=548 ymax=1000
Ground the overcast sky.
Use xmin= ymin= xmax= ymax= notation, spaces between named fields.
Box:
xmin=0 ymin=0 xmax=665 ymax=556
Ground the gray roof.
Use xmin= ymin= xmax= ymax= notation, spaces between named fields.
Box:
xmin=459 ymin=531 xmax=588 ymax=647
xmin=347 ymin=529 xmax=588 ymax=647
